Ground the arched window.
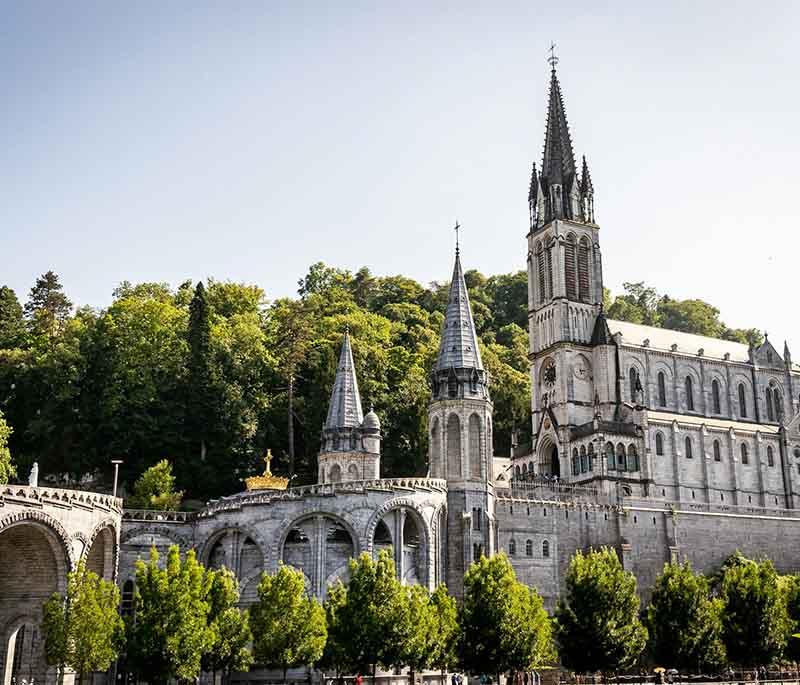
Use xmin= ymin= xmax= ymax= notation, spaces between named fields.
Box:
xmin=522 ymin=462 xmax=528 ymax=475
xmin=509 ymin=539 xmax=516 ymax=556
xmin=572 ymin=448 xmax=579 ymax=476
xmin=446 ymin=414 xmax=461 ymax=477
xmin=655 ymin=432 xmax=664 ymax=456
xmin=627 ymin=444 xmax=639 ymax=471
xmin=578 ymin=237 xmax=591 ymax=302
xmin=542 ymin=540 xmax=550 ymax=558
xmin=430 ymin=418 xmax=441 ymax=478
xmin=526 ymin=540 xmax=533 ymax=557
xmin=738 ymin=383 xmax=748 ymax=418
xmin=712 ymin=379 xmax=721 ymax=414
xmin=685 ymin=376 xmax=695 ymax=411
xmin=587 ymin=443 xmax=595 ymax=471
xmin=447 ymin=369 xmax=458 ymax=399
xmin=468 ymin=414 xmax=481 ymax=480
xmin=606 ymin=442 xmax=615 ymax=470
xmin=514 ymin=465 xmax=520 ymax=479
xmin=616 ymin=443 xmax=626 ymax=470
xmin=740 ymin=443 xmax=749 ymax=465
xmin=713 ymin=440 xmax=721 ymax=462
xmin=629 ymin=368 xmax=640 ymax=402
xmin=545 ymin=239 xmax=554 ymax=300
xmin=536 ymin=242 xmax=546 ymax=304
xmin=767 ymin=388 xmax=775 ymax=421
xmin=657 ymin=372 xmax=667 ymax=407
xmin=774 ymin=390 xmax=783 ymax=421
xmin=580 ymin=445 xmax=587 ymax=473
xmin=564 ymin=234 xmax=577 ymax=300
xmin=767 ymin=445 xmax=775 ymax=467
xmin=685 ymin=436 xmax=693 ymax=459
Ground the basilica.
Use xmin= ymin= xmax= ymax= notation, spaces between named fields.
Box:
xmin=4 ymin=60 xmax=800 ymax=684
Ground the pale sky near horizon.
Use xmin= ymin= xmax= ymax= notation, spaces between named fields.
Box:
xmin=2 ymin=2 xmax=799 ymax=346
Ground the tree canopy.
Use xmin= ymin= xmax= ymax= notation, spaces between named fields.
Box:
xmin=555 ymin=547 xmax=647 ymax=673
xmin=0 ymin=266 xmax=760 ymax=501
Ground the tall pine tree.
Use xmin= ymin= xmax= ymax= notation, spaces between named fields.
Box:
xmin=186 ymin=281 xmax=217 ymax=490
xmin=0 ymin=286 xmax=26 ymax=349
xmin=24 ymin=270 xmax=72 ymax=344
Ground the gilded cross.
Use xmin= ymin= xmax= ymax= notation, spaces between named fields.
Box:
xmin=263 ymin=449 xmax=273 ymax=474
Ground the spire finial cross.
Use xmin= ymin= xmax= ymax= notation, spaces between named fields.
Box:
xmin=547 ymin=42 xmax=559 ymax=70
xmin=454 ymin=220 xmax=461 ymax=254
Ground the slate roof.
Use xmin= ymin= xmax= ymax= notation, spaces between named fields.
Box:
xmin=435 ymin=251 xmax=484 ymax=372
xmin=325 ymin=331 xmax=364 ymax=430
xmin=647 ymin=410 xmax=779 ymax=435
xmin=608 ymin=319 xmax=751 ymax=362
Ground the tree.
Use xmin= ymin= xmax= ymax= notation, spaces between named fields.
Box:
xmin=647 ymin=561 xmax=725 ymax=671
xmin=24 ymin=270 xmax=73 ymax=343
xmin=429 ymin=584 xmax=459 ymax=680
xmin=719 ymin=556 xmax=788 ymax=666
xmin=657 ymin=298 xmax=724 ymax=338
xmin=319 ymin=581 xmax=350 ymax=677
xmin=555 ymin=547 xmax=647 ymax=673
xmin=461 ymin=554 xmax=554 ymax=678
xmin=41 ymin=561 xmax=124 ymax=685
xmin=0 ymin=286 xmax=26 ymax=349
xmin=127 ymin=459 xmax=183 ymax=510
xmin=783 ymin=574 xmax=800 ymax=663
xmin=126 ymin=546 xmax=214 ymax=685
xmin=0 ymin=410 xmax=15 ymax=485
xmin=251 ymin=564 xmax=327 ymax=682
xmin=203 ymin=567 xmax=253 ymax=685
xmin=187 ymin=281 xmax=216 ymax=464
xmin=397 ymin=584 xmax=432 ymax=685
xmin=608 ymin=282 xmax=661 ymax=326
xmin=322 ymin=550 xmax=408 ymax=682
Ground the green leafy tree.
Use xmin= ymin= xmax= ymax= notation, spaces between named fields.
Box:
xmin=397 ymin=584 xmax=432 ymax=685
xmin=720 ymin=556 xmax=788 ymax=666
xmin=24 ymin=270 xmax=73 ymax=344
xmin=41 ymin=561 xmax=124 ymax=685
xmin=203 ymin=567 xmax=253 ymax=685
xmin=0 ymin=286 xmax=26 ymax=349
xmin=0 ymin=410 xmax=15 ymax=484
xmin=555 ymin=547 xmax=647 ymax=673
xmin=429 ymin=584 xmax=460 ymax=680
xmin=319 ymin=581 xmax=350 ymax=677
xmin=647 ymin=561 xmax=726 ymax=671
xmin=323 ymin=550 xmax=408 ymax=682
xmin=127 ymin=459 xmax=183 ymax=510
xmin=251 ymin=564 xmax=327 ymax=682
xmin=657 ymin=298 xmax=724 ymax=338
xmin=783 ymin=574 xmax=800 ymax=662
xmin=461 ymin=554 xmax=554 ymax=679
xmin=127 ymin=546 xmax=214 ymax=685
xmin=607 ymin=282 xmax=662 ymax=326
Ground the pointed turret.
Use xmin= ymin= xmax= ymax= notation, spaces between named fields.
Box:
xmin=318 ymin=331 xmax=381 ymax=483
xmin=528 ymin=163 xmax=540 ymax=230
xmin=432 ymin=248 xmax=489 ymax=401
xmin=590 ymin=307 xmax=612 ymax=346
xmin=435 ymin=250 xmax=483 ymax=373
xmin=785 ymin=341 xmax=792 ymax=366
xmin=325 ymin=331 xmax=363 ymax=430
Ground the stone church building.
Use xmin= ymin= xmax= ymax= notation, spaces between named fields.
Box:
xmin=4 ymin=60 xmax=800 ymax=684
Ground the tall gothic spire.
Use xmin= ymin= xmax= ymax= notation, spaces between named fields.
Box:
xmin=540 ymin=64 xmax=577 ymax=193
xmin=435 ymin=249 xmax=484 ymax=373
xmin=325 ymin=330 xmax=364 ymax=429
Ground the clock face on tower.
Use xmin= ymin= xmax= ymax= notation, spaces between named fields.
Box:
xmin=541 ymin=358 xmax=557 ymax=387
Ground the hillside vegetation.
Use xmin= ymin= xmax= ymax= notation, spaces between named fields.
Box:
xmin=0 ymin=268 xmax=757 ymax=501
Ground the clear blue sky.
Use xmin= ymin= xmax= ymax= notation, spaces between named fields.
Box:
xmin=2 ymin=1 xmax=798 ymax=345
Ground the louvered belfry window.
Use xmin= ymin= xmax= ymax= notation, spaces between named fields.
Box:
xmin=564 ymin=235 xmax=577 ymax=300
xmin=578 ymin=237 xmax=590 ymax=301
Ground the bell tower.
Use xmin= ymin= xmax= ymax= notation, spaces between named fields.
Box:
xmin=526 ymin=55 xmax=607 ymax=471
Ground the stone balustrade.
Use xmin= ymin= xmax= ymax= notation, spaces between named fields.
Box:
xmin=0 ymin=484 xmax=123 ymax=513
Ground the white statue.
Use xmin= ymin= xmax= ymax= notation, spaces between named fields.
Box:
xmin=28 ymin=462 xmax=39 ymax=488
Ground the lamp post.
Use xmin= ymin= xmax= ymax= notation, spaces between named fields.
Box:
xmin=111 ymin=460 xmax=123 ymax=498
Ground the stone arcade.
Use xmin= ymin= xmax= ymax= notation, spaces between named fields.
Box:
xmin=5 ymin=59 xmax=800 ymax=684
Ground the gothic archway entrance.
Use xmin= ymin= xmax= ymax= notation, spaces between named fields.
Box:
xmin=538 ymin=441 xmax=560 ymax=477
